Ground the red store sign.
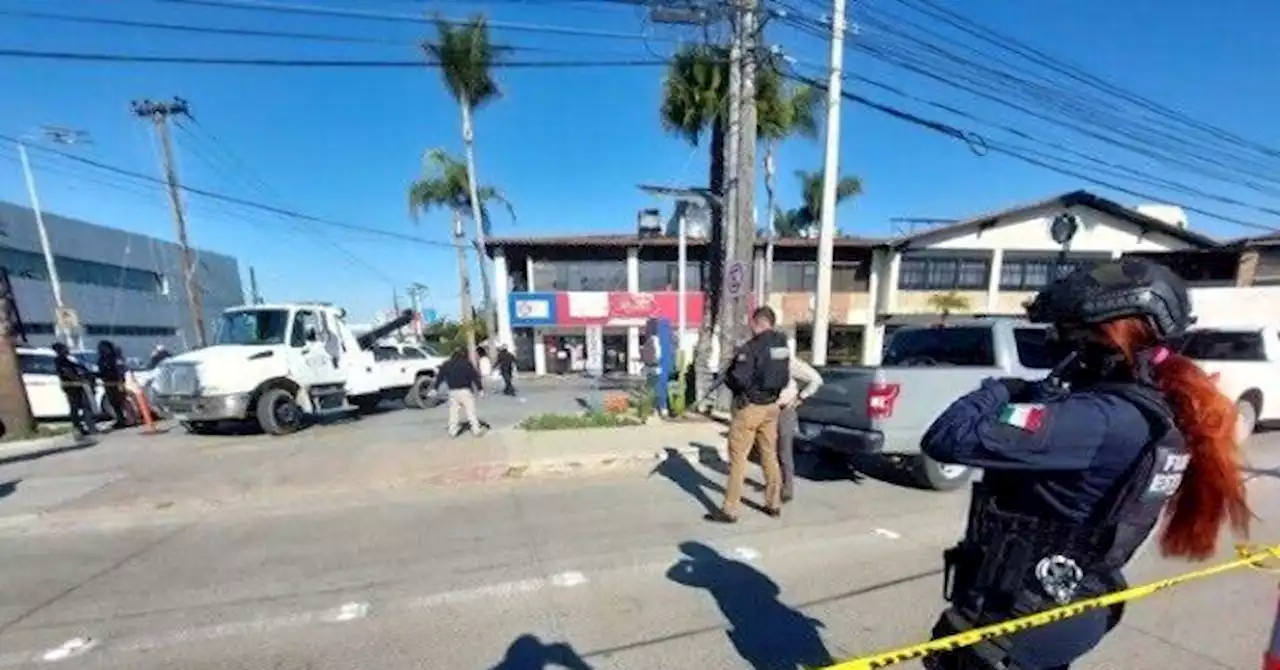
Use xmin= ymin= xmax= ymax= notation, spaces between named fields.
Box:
xmin=553 ymin=291 xmax=706 ymax=327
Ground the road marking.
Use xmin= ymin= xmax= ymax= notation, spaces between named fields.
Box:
xmin=328 ymin=602 xmax=369 ymax=622
xmin=873 ymin=528 xmax=902 ymax=540
xmin=41 ymin=637 xmax=96 ymax=662
xmin=550 ymin=571 xmax=589 ymax=587
xmin=407 ymin=571 xmax=588 ymax=610
xmin=730 ymin=547 xmax=761 ymax=561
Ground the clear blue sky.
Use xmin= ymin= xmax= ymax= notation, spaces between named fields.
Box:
xmin=2 ymin=0 xmax=1277 ymax=323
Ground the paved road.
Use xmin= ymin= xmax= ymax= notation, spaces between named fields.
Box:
xmin=0 ymin=416 xmax=1276 ymax=669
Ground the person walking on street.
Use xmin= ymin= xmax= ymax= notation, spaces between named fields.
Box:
xmin=53 ymin=342 xmax=97 ymax=437
xmin=776 ymin=356 xmax=824 ymax=503
xmin=96 ymin=340 xmax=131 ymax=429
xmin=496 ymin=344 xmax=518 ymax=396
xmin=435 ymin=349 xmax=486 ymax=437
xmin=706 ymin=307 xmax=792 ymax=524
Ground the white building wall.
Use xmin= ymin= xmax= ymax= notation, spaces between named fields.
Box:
xmin=924 ymin=205 xmax=1190 ymax=253
xmin=0 ymin=201 xmax=244 ymax=359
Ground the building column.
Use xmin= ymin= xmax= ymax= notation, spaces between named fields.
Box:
xmin=861 ymin=248 xmax=886 ymax=365
xmin=884 ymin=250 xmax=902 ymax=314
xmin=526 ymin=255 xmax=537 ymax=291
xmin=1237 ymin=250 xmax=1260 ymax=287
xmin=534 ymin=332 xmax=547 ymax=375
xmin=493 ymin=249 xmax=513 ymax=347
xmin=627 ymin=327 xmax=642 ymax=376
xmin=626 ymin=247 xmax=639 ymax=292
xmin=986 ymin=248 xmax=1004 ymax=314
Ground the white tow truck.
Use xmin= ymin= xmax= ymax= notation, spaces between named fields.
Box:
xmin=148 ymin=303 xmax=427 ymax=435
xmin=369 ymin=341 xmax=447 ymax=409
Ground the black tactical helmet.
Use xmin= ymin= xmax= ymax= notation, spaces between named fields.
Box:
xmin=1025 ymin=258 xmax=1194 ymax=339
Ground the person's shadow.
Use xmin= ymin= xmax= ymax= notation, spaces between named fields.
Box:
xmin=666 ymin=541 xmax=834 ymax=670
xmin=650 ymin=447 xmax=769 ymax=515
xmin=489 ymin=634 xmax=593 ymax=669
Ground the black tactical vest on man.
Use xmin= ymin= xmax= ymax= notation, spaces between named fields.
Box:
xmin=730 ymin=329 xmax=792 ymax=406
xmin=941 ymin=382 xmax=1189 ymax=627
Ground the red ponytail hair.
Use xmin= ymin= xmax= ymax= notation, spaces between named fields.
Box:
xmin=1098 ymin=318 xmax=1251 ymax=560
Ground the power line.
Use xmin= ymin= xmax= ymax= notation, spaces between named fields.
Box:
xmin=782 ymin=72 xmax=1278 ymax=234
xmin=0 ymin=131 xmax=458 ymax=248
xmin=0 ymin=48 xmax=669 ymax=68
xmin=160 ymin=0 xmax=680 ymax=42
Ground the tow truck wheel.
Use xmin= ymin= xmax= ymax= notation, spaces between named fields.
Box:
xmin=405 ymin=376 xmax=433 ymax=409
xmin=257 ymin=388 xmax=302 ymax=436
xmin=182 ymin=420 xmax=216 ymax=435
xmin=913 ymin=456 xmax=972 ymax=491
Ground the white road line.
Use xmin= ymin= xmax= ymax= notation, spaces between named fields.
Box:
xmin=873 ymin=528 xmax=902 ymax=540
xmin=729 ymin=547 xmax=761 ymax=562
xmin=41 ymin=637 xmax=96 ymax=662
xmin=327 ymin=602 xmax=369 ymax=622
xmin=115 ymin=612 xmax=326 ymax=653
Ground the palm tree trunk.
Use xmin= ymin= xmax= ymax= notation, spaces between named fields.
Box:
xmin=453 ymin=210 xmax=478 ymax=364
xmin=459 ymin=96 xmax=496 ymax=345
xmin=0 ymin=277 xmax=36 ymax=438
xmin=693 ymin=117 xmax=727 ymax=402
xmin=763 ymin=141 xmax=777 ymax=299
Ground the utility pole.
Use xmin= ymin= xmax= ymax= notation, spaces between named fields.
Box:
xmin=717 ymin=0 xmax=743 ymax=380
xmin=735 ymin=0 xmax=760 ymax=342
xmin=248 ymin=266 xmax=262 ymax=304
xmin=406 ymin=282 xmax=429 ymax=340
xmin=16 ymin=127 xmax=91 ymax=350
xmin=132 ymin=97 xmax=206 ymax=348
xmin=810 ymin=0 xmax=847 ymax=366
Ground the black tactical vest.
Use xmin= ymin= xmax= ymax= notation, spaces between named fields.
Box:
xmin=942 ymin=382 xmax=1189 ymax=620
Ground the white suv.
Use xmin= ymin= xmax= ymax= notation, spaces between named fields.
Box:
xmin=16 ymin=347 xmax=111 ymax=421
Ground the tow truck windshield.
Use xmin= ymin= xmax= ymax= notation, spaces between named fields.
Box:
xmin=216 ymin=309 xmax=289 ymax=346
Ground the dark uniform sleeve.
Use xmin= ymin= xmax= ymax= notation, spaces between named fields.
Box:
xmin=725 ymin=340 xmax=756 ymax=395
xmin=921 ymin=378 xmax=1129 ymax=471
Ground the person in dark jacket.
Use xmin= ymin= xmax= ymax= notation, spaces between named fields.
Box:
xmin=148 ymin=344 xmax=172 ymax=369
xmin=53 ymin=342 xmax=96 ymax=436
xmin=496 ymin=344 xmax=518 ymax=396
xmin=96 ymin=340 xmax=131 ymax=429
xmin=435 ymin=349 xmax=486 ymax=437
xmin=919 ymin=259 xmax=1251 ymax=670
xmin=705 ymin=306 xmax=792 ymax=524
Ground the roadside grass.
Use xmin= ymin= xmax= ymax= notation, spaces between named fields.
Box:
xmin=518 ymin=411 xmax=643 ymax=431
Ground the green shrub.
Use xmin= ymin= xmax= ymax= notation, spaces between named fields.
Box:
xmin=629 ymin=386 xmax=657 ymax=421
xmin=518 ymin=411 xmax=643 ymax=431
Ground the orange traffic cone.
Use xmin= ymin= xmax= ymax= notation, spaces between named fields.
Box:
xmin=1265 ymin=585 xmax=1280 ymax=670
xmin=126 ymin=373 xmax=161 ymax=436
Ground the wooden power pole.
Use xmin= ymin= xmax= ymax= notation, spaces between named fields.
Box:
xmin=132 ymin=97 xmax=207 ymax=348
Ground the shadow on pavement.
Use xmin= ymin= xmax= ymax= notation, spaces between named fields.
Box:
xmin=0 ymin=440 xmax=96 ymax=468
xmin=490 ymin=634 xmax=594 ymax=669
xmin=1243 ymin=465 xmax=1280 ymax=482
xmin=0 ymin=479 xmax=18 ymax=500
xmin=666 ymin=541 xmax=834 ymax=670
xmin=651 ymin=447 xmax=767 ymax=515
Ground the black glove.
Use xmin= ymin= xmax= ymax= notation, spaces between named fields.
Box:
xmin=994 ymin=377 xmax=1031 ymax=401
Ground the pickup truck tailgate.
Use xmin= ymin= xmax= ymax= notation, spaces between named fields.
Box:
xmin=800 ymin=367 xmax=877 ymax=430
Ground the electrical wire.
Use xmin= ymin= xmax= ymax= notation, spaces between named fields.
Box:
xmin=0 ymin=131 xmax=459 ymax=248
xmin=0 ymin=48 xmax=670 ymax=68
xmin=781 ymin=71 xmax=1279 ymax=234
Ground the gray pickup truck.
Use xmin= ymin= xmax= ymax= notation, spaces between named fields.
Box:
xmin=796 ymin=319 xmax=1055 ymax=491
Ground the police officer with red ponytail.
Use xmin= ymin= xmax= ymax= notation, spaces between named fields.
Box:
xmin=920 ymin=259 xmax=1252 ymax=670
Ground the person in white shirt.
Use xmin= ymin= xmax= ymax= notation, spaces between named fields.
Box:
xmin=776 ymin=357 xmax=824 ymax=503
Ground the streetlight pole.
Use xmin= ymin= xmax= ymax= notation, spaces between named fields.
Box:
xmin=810 ymin=0 xmax=848 ymax=366
xmin=15 ymin=127 xmax=90 ymax=349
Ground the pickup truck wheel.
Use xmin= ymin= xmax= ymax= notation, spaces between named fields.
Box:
xmin=405 ymin=377 xmax=433 ymax=409
xmin=914 ymin=456 xmax=972 ymax=491
xmin=1236 ymin=398 xmax=1258 ymax=444
xmin=257 ymin=388 xmax=302 ymax=436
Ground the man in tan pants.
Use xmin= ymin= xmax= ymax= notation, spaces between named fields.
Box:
xmin=435 ymin=349 xmax=486 ymax=437
xmin=706 ymin=307 xmax=792 ymax=524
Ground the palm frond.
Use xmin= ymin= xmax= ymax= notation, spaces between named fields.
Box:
xmin=426 ymin=15 xmax=504 ymax=109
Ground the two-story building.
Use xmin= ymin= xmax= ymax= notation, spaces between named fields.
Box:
xmin=488 ymin=190 xmax=1224 ymax=373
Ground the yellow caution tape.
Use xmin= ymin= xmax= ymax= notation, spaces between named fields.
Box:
xmin=822 ymin=543 xmax=1280 ymax=670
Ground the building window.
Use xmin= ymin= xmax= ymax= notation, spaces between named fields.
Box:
xmin=1000 ymin=255 xmax=1101 ymax=291
xmin=898 ymin=255 xmax=990 ymax=290
xmin=532 ymin=261 xmax=628 ymax=291
xmin=22 ymin=322 xmax=178 ymax=338
xmin=0 ymin=246 xmax=164 ymax=293
xmin=637 ymin=261 xmax=704 ymax=291
xmin=774 ymin=262 xmax=863 ymax=292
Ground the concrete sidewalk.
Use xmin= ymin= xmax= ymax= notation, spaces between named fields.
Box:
xmin=0 ymin=415 xmax=729 ymax=527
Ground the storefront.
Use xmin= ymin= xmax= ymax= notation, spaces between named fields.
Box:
xmin=508 ymin=290 xmax=704 ymax=375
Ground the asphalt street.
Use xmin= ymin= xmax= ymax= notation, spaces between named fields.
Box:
xmin=0 ymin=393 xmax=1277 ymax=669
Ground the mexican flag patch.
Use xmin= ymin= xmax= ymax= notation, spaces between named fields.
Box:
xmin=998 ymin=403 xmax=1046 ymax=432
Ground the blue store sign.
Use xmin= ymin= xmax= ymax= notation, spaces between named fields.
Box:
xmin=509 ymin=292 xmax=557 ymax=326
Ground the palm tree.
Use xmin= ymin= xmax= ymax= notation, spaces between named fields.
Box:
xmin=927 ymin=291 xmax=971 ymax=322
xmin=408 ymin=149 xmax=515 ymax=363
xmin=659 ymin=46 xmax=821 ymax=394
xmin=424 ymin=15 xmax=505 ymax=341
xmin=776 ymin=169 xmax=863 ymax=238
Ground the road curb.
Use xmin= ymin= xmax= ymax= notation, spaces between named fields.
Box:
xmin=0 ymin=433 xmax=83 ymax=460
